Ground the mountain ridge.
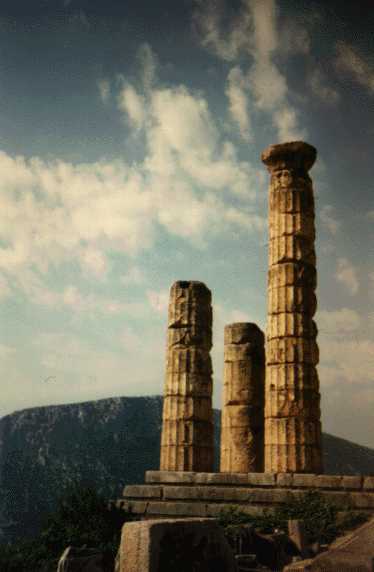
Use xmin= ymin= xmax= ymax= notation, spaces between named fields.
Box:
xmin=0 ymin=395 xmax=373 ymax=544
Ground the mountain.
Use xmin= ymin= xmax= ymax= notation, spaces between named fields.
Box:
xmin=0 ymin=395 xmax=373 ymax=544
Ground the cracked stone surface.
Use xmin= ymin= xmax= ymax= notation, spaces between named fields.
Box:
xmin=220 ymin=322 xmax=265 ymax=473
xmin=262 ymin=141 xmax=323 ymax=474
xmin=160 ymin=281 xmax=214 ymax=472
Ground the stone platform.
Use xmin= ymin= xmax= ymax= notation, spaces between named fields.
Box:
xmin=113 ymin=471 xmax=374 ymax=519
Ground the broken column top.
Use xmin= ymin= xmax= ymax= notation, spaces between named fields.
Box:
xmin=261 ymin=141 xmax=317 ymax=173
xmin=224 ymin=322 xmax=264 ymax=345
xmin=170 ymin=280 xmax=211 ymax=297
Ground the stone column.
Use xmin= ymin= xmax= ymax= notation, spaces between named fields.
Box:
xmin=261 ymin=141 xmax=323 ymax=474
xmin=160 ymin=281 xmax=214 ymax=472
xmin=220 ymin=323 xmax=265 ymax=473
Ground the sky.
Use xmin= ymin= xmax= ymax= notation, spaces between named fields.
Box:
xmin=0 ymin=0 xmax=373 ymax=448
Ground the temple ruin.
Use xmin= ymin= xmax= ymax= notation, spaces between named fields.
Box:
xmin=119 ymin=141 xmax=374 ymax=523
xmin=220 ymin=322 xmax=265 ymax=473
xmin=160 ymin=280 xmax=214 ymax=472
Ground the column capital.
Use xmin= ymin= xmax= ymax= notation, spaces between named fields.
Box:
xmin=261 ymin=141 xmax=317 ymax=173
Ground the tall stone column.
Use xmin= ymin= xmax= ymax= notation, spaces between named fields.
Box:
xmin=160 ymin=281 xmax=214 ymax=472
xmin=220 ymin=322 xmax=265 ymax=473
xmin=261 ymin=141 xmax=323 ymax=474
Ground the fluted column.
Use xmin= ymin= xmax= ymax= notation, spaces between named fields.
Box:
xmin=262 ymin=141 xmax=323 ymax=474
xmin=220 ymin=323 xmax=265 ymax=473
xmin=160 ymin=281 xmax=214 ymax=472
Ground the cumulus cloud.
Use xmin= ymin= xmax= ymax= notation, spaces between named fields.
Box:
xmin=0 ymin=67 xmax=265 ymax=306
xmin=226 ymin=67 xmax=252 ymax=140
xmin=335 ymin=257 xmax=359 ymax=295
xmin=335 ymin=41 xmax=374 ymax=95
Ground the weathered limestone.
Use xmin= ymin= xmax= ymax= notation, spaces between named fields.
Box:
xmin=119 ymin=519 xmax=237 ymax=572
xmin=220 ymin=322 xmax=265 ymax=473
xmin=160 ymin=281 xmax=214 ymax=472
xmin=262 ymin=141 xmax=323 ymax=474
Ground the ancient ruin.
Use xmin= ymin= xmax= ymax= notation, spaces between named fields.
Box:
xmin=261 ymin=141 xmax=323 ymax=474
xmin=159 ymin=280 xmax=214 ymax=472
xmin=220 ymin=322 xmax=265 ymax=473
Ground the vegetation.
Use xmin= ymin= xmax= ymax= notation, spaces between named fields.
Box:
xmin=0 ymin=483 xmax=132 ymax=572
xmin=218 ymin=490 xmax=369 ymax=546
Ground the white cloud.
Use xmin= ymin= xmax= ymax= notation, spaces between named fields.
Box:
xmin=335 ymin=257 xmax=359 ymax=295
xmin=0 ymin=343 xmax=16 ymax=359
xmin=120 ymin=266 xmax=145 ymax=286
xmin=79 ymin=248 xmax=108 ymax=278
xmin=320 ymin=205 xmax=340 ymax=235
xmin=194 ymin=0 xmax=306 ymax=142
xmin=192 ymin=0 xmax=253 ymax=61
xmin=272 ymin=106 xmax=306 ymax=141
xmin=226 ymin=67 xmax=251 ymax=140
xmin=317 ymin=308 xmax=361 ymax=335
xmin=137 ymin=43 xmax=158 ymax=91
xmin=118 ymin=84 xmax=146 ymax=130
xmin=320 ymin=338 xmax=374 ymax=387
xmin=308 ymin=68 xmax=340 ymax=105
xmin=335 ymin=41 xmax=374 ymax=95
xmin=147 ymin=289 xmax=169 ymax=314
xmin=98 ymin=79 xmax=110 ymax=103
xmin=0 ymin=47 xmax=265 ymax=310
xmin=279 ymin=17 xmax=311 ymax=55
xmin=249 ymin=60 xmax=287 ymax=111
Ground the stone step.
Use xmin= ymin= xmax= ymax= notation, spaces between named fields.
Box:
xmin=145 ymin=471 xmax=371 ymax=491
xmin=122 ymin=484 xmax=374 ymax=510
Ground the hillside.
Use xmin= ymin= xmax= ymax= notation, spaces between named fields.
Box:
xmin=0 ymin=395 xmax=373 ymax=543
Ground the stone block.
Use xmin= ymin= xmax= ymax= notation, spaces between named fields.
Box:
xmin=277 ymin=473 xmax=294 ymax=487
xmin=206 ymin=503 xmax=265 ymax=517
xmin=119 ymin=518 xmax=237 ymax=572
xmin=349 ymin=493 xmax=374 ymax=509
xmin=123 ymin=485 xmax=162 ymax=499
xmin=292 ymin=474 xmax=318 ymax=488
xmin=267 ymin=313 xmax=317 ymax=339
xmin=266 ymin=337 xmax=319 ymax=365
xmin=268 ymin=236 xmax=316 ymax=266
xmin=314 ymin=475 xmax=342 ymax=489
xmin=265 ymin=388 xmax=320 ymax=419
xmin=146 ymin=501 xmax=207 ymax=517
xmin=341 ymin=476 xmax=362 ymax=490
xmin=268 ymin=263 xmax=317 ymax=289
xmin=269 ymin=211 xmax=315 ymax=240
xmin=268 ymin=285 xmax=317 ymax=315
xmin=363 ymin=477 xmax=374 ymax=491
xmin=269 ymin=187 xmax=314 ymax=215
xmin=266 ymin=364 xmax=318 ymax=391
xmin=146 ymin=471 xmax=196 ymax=484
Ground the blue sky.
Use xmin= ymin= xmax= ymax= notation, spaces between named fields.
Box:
xmin=0 ymin=0 xmax=373 ymax=448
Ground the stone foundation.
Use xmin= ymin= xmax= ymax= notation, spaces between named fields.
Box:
xmin=114 ymin=472 xmax=374 ymax=520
